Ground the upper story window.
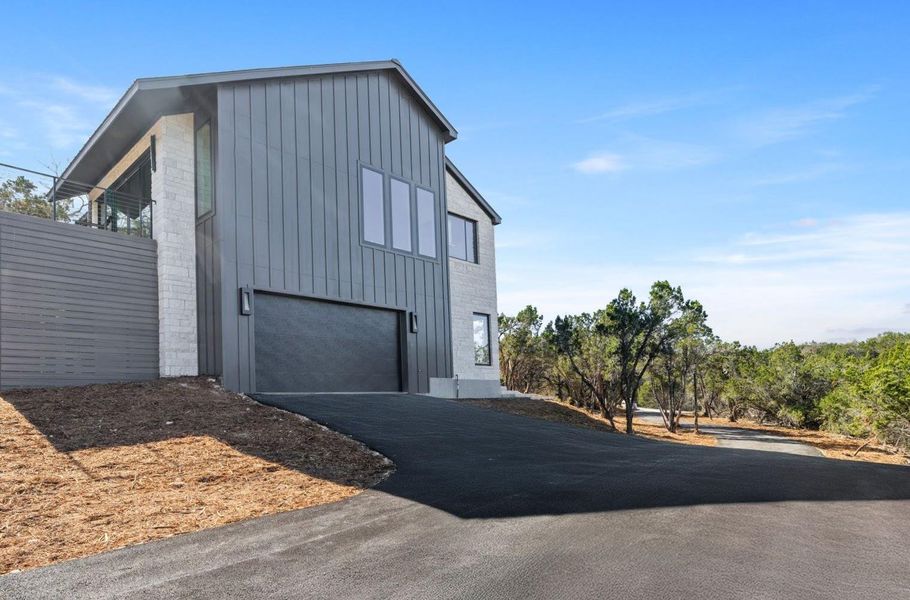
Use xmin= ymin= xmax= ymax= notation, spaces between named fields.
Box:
xmin=416 ymin=188 xmax=436 ymax=258
xmin=390 ymin=178 xmax=411 ymax=252
xmin=195 ymin=122 xmax=214 ymax=218
xmin=360 ymin=165 xmax=437 ymax=259
xmin=447 ymin=213 xmax=477 ymax=263
xmin=361 ymin=167 xmax=385 ymax=245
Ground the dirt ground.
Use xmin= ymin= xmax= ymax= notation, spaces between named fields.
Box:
xmin=691 ymin=415 xmax=908 ymax=465
xmin=464 ymin=397 xmax=907 ymax=466
xmin=463 ymin=397 xmax=717 ymax=447
xmin=0 ymin=378 xmax=393 ymax=575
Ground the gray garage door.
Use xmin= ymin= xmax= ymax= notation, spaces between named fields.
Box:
xmin=254 ymin=293 xmax=401 ymax=393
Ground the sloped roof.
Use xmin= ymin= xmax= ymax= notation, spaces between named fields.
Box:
xmin=445 ymin=158 xmax=501 ymax=225
xmin=58 ymin=60 xmax=457 ymax=191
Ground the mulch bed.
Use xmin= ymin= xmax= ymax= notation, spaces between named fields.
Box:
xmin=462 ymin=397 xmax=717 ymax=447
xmin=0 ymin=377 xmax=392 ymax=575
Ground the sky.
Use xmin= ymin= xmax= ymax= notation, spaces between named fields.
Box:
xmin=0 ymin=1 xmax=908 ymax=347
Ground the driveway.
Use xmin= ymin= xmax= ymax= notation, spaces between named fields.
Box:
xmin=3 ymin=393 xmax=909 ymax=599
xmin=635 ymin=407 xmax=824 ymax=456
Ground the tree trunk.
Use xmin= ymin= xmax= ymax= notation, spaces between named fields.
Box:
xmin=625 ymin=390 xmax=634 ymax=434
xmin=693 ymin=369 xmax=700 ymax=434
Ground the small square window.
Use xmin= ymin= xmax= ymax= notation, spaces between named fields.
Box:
xmin=447 ymin=214 xmax=477 ymax=263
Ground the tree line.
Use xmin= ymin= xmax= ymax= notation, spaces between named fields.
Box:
xmin=499 ymin=281 xmax=910 ymax=453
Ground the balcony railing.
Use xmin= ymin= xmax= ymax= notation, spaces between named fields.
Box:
xmin=0 ymin=162 xmax=155 ymax=238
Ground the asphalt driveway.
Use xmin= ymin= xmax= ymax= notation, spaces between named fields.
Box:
xmin=3 ymin=393 xmax=909 ymax=599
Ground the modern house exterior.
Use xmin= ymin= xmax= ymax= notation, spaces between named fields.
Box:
xmin=29 ymin=60 xmax=501 ymax=396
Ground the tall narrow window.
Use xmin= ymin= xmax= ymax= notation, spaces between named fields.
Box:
xmin=390 ymin=178 xmax=411 ymax=251
xmin=447 ymin=213 xmax=477 ymax=263
xmin=195 ymin=122 xmax=213 ymax=217
xmin=473 ymin=313 xmax=491 ymax=366
xmin=362 ymin=167 xmax=385 ymax=245
xmin=416 ymin=188 xmax=436 ymax=258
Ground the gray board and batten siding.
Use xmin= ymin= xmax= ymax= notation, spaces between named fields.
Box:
xmin=215 ymin=69 xmax=453 ymax=393
xmin=0 ymin=211 xmax=159 ymax=389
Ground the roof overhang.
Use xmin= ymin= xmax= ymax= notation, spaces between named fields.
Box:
xmin=58 ymin=60 xmax=458 ymax=195
xmin=445 ymin=157 xmax=501 ymax=225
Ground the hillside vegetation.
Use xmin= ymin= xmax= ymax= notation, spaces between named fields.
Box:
xmin=500 ymin=282 xmax=910 ymax=455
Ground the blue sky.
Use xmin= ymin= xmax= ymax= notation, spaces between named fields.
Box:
xmin=1 ymin=1 xmax=908 ymax=346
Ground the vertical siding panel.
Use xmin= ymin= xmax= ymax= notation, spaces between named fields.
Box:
xmin=409 ymin=101 xmax=421 ymax=186
xmin=414 ymin=262 xmax=427 ymax=392
xmin=216 ymin=85 xmax=239 ymax=390
xmin=346 ymin=76 xmax=363 ymax=301
xmin=399 ymin=94 xmax=412 ymax=181
xmin=368 ymin=74 xmax=381 ymax=165
xmin=294 ymin=80 xmax=314 ymax=295
xmin=233 ymin=84 xmax=255 ymax=390
xmin=266 ymin=80 xmax=284 ymax=288
xmin=389 ymin=82 xmax=402 ymax=177
xmin=334 ymin=76 xmax=351 ymax=300
xmin=280 ymin=80 xmax=299 ymax=292
xmin=378 ymin=73 xmax=391 ymax=172
xmin=384 ymin=252 xmax=395 ymax=306
xmin=362 ymin=247 xmax=375 ymax=303
xmin=405 ymin=256 xmax=418 ymax=391
xmin=250 ymin=83 xmax=270 ymax=287
xmin=322 ymin=77 xmax=339 ymax=297
xmin=308 ymin=79 xmax=327 ymax=295
xmin=356 ymin=75 xmax=370 ymax=164
xmin=373 ymin=250 xmax=385 ymax=304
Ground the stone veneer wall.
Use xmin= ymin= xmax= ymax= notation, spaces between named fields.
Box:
xmin=92 ymin=113 xmax=198 ymax=377
xmin=445 ymin=169 xmax=500 ymax=382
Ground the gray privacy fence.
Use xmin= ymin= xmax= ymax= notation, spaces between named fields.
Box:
xmin=0 ymin=211 xmax=159 ymax=390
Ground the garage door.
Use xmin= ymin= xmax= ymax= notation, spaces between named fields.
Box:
xmin=254 ymin=293 xmax=402 ymax=392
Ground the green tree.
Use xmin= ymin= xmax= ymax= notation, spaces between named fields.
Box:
xmin=0 ymin=176 xmax=53 ymax=218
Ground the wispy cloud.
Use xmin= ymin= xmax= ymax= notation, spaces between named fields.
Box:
xmin=50 ymin=77 xmax=119 ymax=106
xmin=751 ymin=162 xmax=849 ymax=186
xmin=572 ymin=135 xmax=716 ymax=174
xmin=735 ymin=88 xmax=878 ymax=146
xmin=572 ymin=152 xmax=626 ymax=174
xmin=498 ymin=211 xmax=910 ymax=346
xmin=0 ymin=73 xmax=120 ymax=163
xmin=578 ymin=88 xmax=738 ymax=123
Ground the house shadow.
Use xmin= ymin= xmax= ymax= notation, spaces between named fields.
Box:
xmin=254 ymin=392 xmax=910 ymax=520
xmin=2 ymin=377 xmax=388 ymax=489
xmin=6 ymin=379 xmax=909 ymax=521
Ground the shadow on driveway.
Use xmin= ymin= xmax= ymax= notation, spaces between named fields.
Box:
xmin=255 ymin=393 xmax=910 ymax=519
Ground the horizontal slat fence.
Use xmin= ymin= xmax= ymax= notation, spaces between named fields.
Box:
xmin=0 ymin=211 xmax=159 ymax=389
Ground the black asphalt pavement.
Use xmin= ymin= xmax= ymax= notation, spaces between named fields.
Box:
xmin=3 ymin=393 xmax=909 ymax=599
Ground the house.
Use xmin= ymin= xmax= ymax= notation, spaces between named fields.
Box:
xmin=35 ymin=60 xmax=502 ymax=397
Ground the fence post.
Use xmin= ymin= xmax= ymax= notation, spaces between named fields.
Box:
xmin=51 ymin=176 xmax=58 ymax=221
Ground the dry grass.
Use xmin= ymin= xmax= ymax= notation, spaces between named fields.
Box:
xmin=463 ymin=397 xmax=717 ymax=447
xmin=690 ymin=415 xmax=908 ymax=466
xmin=0 ymin=377 xmax=392 ymax=575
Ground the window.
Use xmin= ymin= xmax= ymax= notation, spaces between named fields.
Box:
xmin=416 ymin=188 xmax=436 ymax=258
xmin=390 ymin=178 xmax=411 ymax=251
xmin=448 ymin=214 xmax=477 ymax=262
xmin=362 ymin=167 xmax=385 ymax=245
xmin=473 ymin=313 xmax=491 ymax=366
xmin=195 ymin=122 xmax=213 ymax=217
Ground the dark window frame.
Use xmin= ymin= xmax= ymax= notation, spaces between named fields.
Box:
xmin=415 ymin=184 xmax=437 ymax=259
xmin=358 ymin=162 xmax=440 ymax=263
xmin=360 ymin=164 xmax=387 ymax=248
xmin=195 ymin=119 xmax=215 ymax=221
xmin=473 ymin=312 xmax=492 ymax=366
xmin=390 ymin=175 xmax=413 ymax=252
xmin=447 ymin=212 xmax=478 ymax=263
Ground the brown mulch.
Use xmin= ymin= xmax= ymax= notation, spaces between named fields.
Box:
xmin=0 ymin=377 xmax=393 ymax=575
xmin=462 ymin=397 xmax=717 ymax=447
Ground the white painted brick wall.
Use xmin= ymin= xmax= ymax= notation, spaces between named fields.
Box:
xmin=446 ymin=170 xmax=500 ymax=381
xmin=152 ymin=113 xmax=198 ymax=376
